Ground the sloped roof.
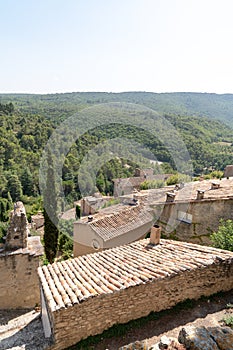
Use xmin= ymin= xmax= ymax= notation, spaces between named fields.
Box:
xmin=80 ymin=204 xmax=153 ymax=241
xmin=38 ymin=238 xmax=233 ymax=312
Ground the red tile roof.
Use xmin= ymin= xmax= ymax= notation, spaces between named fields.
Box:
xmin=38 ymin=239 xmax=233 ymax=312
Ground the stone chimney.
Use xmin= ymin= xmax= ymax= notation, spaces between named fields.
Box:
xmin=224 ymin=165 xmax=233 ymax=178
xmin=150 ymin=224 xmax=161 ymax=245
xmin=166 ymin=192 xmax=176 ymax=203
xmin=211 ymin=182 xmax=220 ymax=190
xmin=5 ymin=202 xmax=29 ymax=251
xmin=196 ymin=189 xmax=205 ymax=200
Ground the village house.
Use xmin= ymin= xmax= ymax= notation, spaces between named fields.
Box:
xmin=151 ymin=177 xmax=233 ymax=244
xmin=113 ymin=168 xmax=172 ymax=197
xmin=80 ymin=193 xmax=113 ymax=216
xmin=73 ymin=201 xmax=153 ymax=256
xmin=38 ymin=237 xmax=233 ymax=350
xmin=0 ymin=202 xmax=43 ymax=309
xmin=73 ymin=175 xmax=233 ymax=257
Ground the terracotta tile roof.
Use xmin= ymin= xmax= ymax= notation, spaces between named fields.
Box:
xmin=38 ymin=239 xmax=233 ymax=312
xmin=80 ymin=204 xmax=153 ymax=241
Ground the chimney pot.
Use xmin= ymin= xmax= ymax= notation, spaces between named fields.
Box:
xmin=196 ymin=189 xmax=205 ymax=200
xmin=150 ymin=224 xmax=161 ymax=245
xmin=211 ymin=182 xmax=220 ymax=190
xmin=166 ymin=192 xmax=176 ymax=202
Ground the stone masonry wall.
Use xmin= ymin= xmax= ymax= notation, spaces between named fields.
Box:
xmin=48 ymin=259 xmax=233 ymax=350
xmin=156 ymin=198 xmax=233 ymax=244
xmin=0 ymin=252 xmax=41 ymax=309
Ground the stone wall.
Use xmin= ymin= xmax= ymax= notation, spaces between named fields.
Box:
xmin=0 ymin=237 xmax=43 ymax=309
xmin=155 ymin=198 xmax=233 ymax=244
xmin=47 ymin=258 xmax=233 ymax=350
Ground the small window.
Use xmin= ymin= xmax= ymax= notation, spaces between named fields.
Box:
xmin=177 ymin=211 xmax=192 ymax=224
xmin=14 ymin=235 xmax=20 ymax=240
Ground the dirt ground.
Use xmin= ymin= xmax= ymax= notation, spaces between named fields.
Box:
xmin=0 ymin=290 xmax=232 ymax=350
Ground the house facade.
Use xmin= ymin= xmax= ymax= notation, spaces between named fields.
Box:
xmin=151 ymin=177 xmax=233 ymax=244
xmin=73 ymin=202 xmax=153 ymax=256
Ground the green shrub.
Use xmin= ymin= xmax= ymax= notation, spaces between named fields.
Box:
xmin=210 ymin=219 xmax=233 ymax=251
xmin=166 ymin=173 xmax=191 ymax=186
xmin=140 ymin=179 xmax=165 ymax=190
xmin=75 ymin=204 xmax=81 ymax=219
xmin=0 ymin=222 xmax=8 ymax=243
xmin=58 ymin=232 xmax=73 ymax=260
xmin=204 ymin=170 xmax=223 ymax=180
xmin=222 ymin=314 xmax=233 ymax=328
xmin=101 ymin=198 xmax=120 ymax=209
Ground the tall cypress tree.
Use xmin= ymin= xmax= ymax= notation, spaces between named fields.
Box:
xmin=43 ymin=149 xmax=59 ymax=263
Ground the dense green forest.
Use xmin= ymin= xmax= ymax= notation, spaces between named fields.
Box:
xmin=1 ymin=91 xmax=233 ymax=126
xmin=0 ymin=92 xmax=233 ymax=230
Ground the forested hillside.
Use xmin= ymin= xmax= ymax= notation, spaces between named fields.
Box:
xmin=1 ymin=92 xmax=233 ymax=126
xmin=0 ymin=93 xmax=233 ymax=228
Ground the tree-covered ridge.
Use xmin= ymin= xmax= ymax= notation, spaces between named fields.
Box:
xmin=1 ymin=92 xmax=233 ymax=126
xmin=165 ymin=115 xmax=233 ymax=173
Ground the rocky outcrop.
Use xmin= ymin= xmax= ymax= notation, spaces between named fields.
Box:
xmin=152 ymin=335 xmax=186 ymax=350
xmin=178 ymin=325 xmax=233 ymax=350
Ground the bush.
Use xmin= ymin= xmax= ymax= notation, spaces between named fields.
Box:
xmin=166 ymin=173 xmax=191 ymax=186
xmin=222 ymin=314 xmax=233 ymax=328
xmin=204 ymin=170 xmax=223 ymax=180
xmin=101 ymin=199 xmax=120 ymax=209
xmin=210 ymin=219 xmax=233 ymax=251
xmin=58 ymin=220 xmax=75 ymax=260
xmin=140 ymin=179 xmax=165 ymax=190
xmin=0 ymin=222 xmax=8 ymax=243
xmin=58 ymin=232 xmax=73 ymax=260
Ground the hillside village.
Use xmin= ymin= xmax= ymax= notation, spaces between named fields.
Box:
xmin=1 ymin=163 xmax=233 ymax=349
xmin=3 ymin=0 xmax=233 ymax=348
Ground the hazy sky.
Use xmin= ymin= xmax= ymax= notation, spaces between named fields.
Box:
xmin=1 ymin=0 xmax=233 ymax=94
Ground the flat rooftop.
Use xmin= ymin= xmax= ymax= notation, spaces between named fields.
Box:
xmin=140 ymin=177 xmax=233 ymax=205
xmin=176 ymin=177 xmax=233 ymax=202
xmin=38 ymin=238 xmax=233 ymax=312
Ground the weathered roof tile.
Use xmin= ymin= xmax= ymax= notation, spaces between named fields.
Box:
xmin=80 ymin=204 xmax=153 ymax=241
xmin=38 ymin=239 xmax=233 ymax=312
